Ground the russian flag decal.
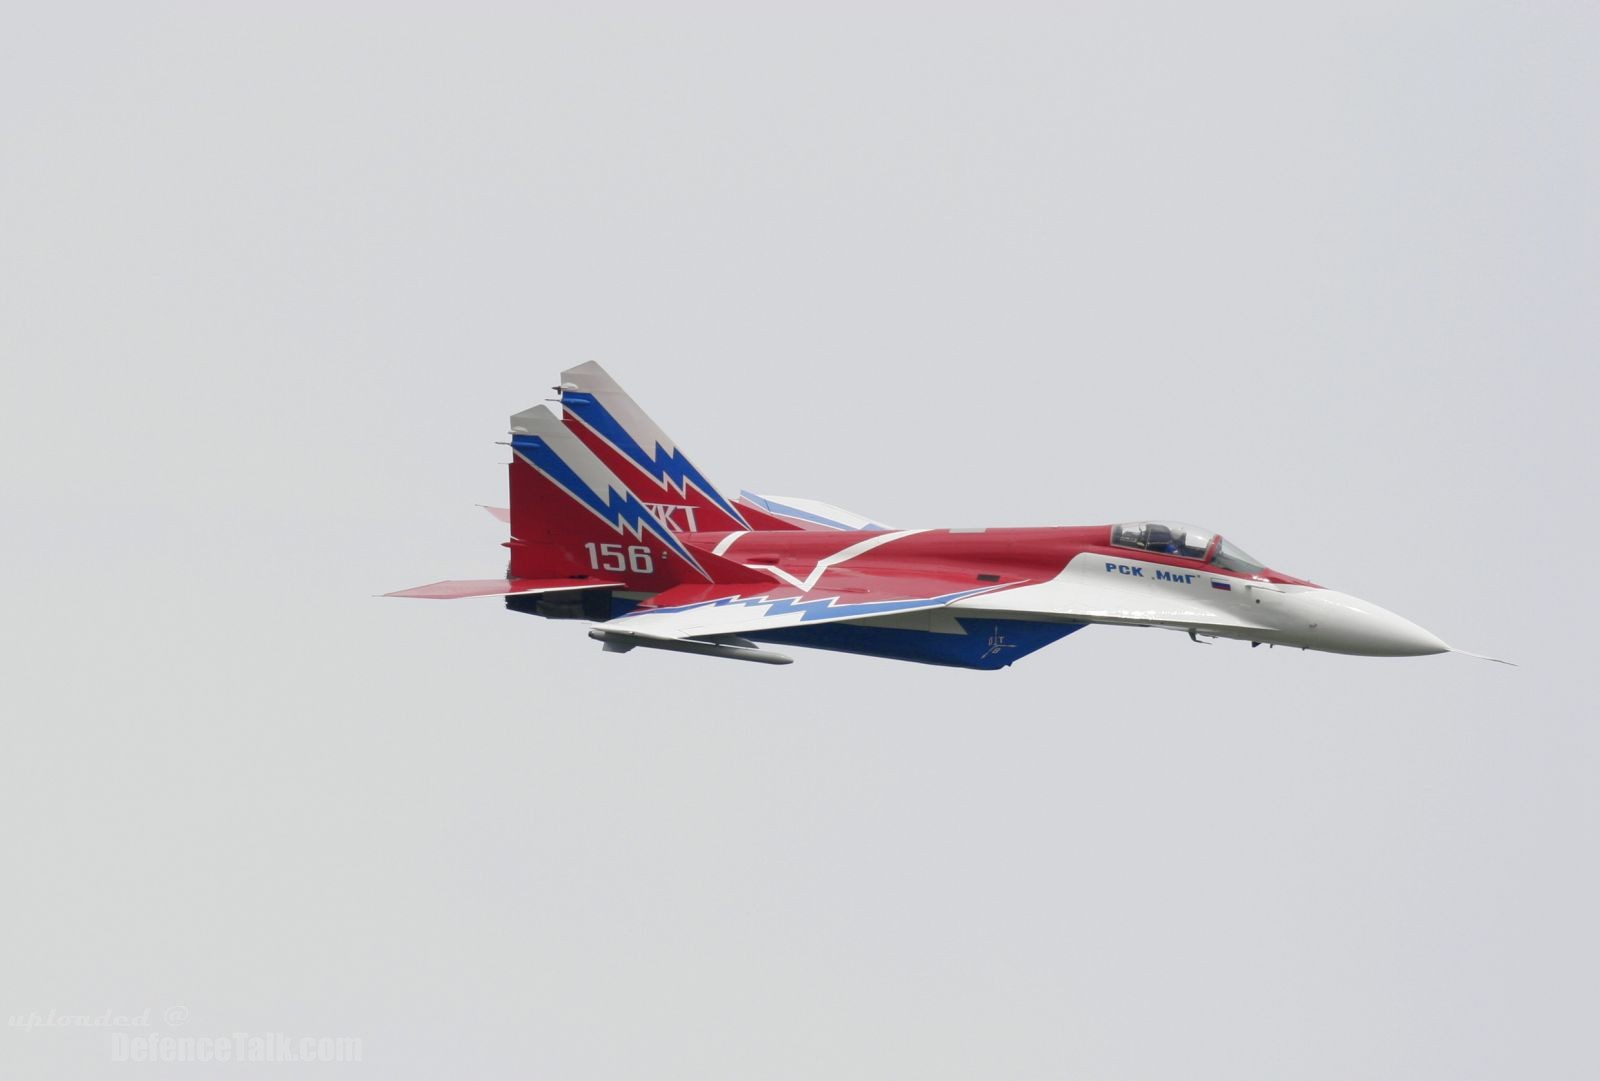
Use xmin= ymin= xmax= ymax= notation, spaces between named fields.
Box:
xmin=1211 ymin=580 xmax=1232 ymax=591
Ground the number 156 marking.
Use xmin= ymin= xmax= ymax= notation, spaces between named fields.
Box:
xmin=583 ymin=542 xmax=654 ymax=574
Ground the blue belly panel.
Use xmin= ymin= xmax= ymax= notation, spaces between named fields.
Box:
xmin=747 ymin=617 xmax=1086 ymax=670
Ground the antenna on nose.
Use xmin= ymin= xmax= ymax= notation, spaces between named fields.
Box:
xmin=1448 ymin=647 xmax=1518 ymax=666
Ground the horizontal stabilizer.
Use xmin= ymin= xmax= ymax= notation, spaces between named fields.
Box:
xmin=384 ymin=578 xmax=622 ymax=600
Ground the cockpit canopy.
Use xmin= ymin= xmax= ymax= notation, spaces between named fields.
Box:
xmin=1112 ymin=521 xmax=1212 ymax=560
xmin=1110 ymin=521 xmax=1265 ymax=575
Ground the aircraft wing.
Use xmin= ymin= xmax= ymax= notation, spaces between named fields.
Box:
xmin=736 ymin=491 xmax=890 ymax=531
xmin=384 ymin=577 xmax=622 ymax=600
xmin=593 ymin=569 xmax=1020 ymax=643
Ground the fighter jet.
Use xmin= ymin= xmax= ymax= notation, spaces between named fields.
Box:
xmin=387 ymin=362 xmax=1503 ymax=668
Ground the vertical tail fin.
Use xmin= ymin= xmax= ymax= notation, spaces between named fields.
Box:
xmin=507 ymin=404 xmax=756 ymax=589
xmin=556 ymin=362 xmax=801 ymax=534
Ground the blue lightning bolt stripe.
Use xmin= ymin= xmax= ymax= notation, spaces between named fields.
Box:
xmin=561 ymin=391 xmax=751 ymax=528
xmin=619 ymin=584 xmax=1003 ymax=624
xmin=511 ymin=432 xmax=707 ymax=578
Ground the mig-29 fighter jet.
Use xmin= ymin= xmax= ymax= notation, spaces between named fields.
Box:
xmin=388 ymin=363 xmax=1502 ymax=668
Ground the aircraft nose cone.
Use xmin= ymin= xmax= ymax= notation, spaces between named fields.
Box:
xmin=1295 ymin=590 xmax=1450 ymax=657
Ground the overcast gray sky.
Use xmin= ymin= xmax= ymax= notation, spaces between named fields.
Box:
xmin=3 ymin=3 xmax=1596 ymax=1078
